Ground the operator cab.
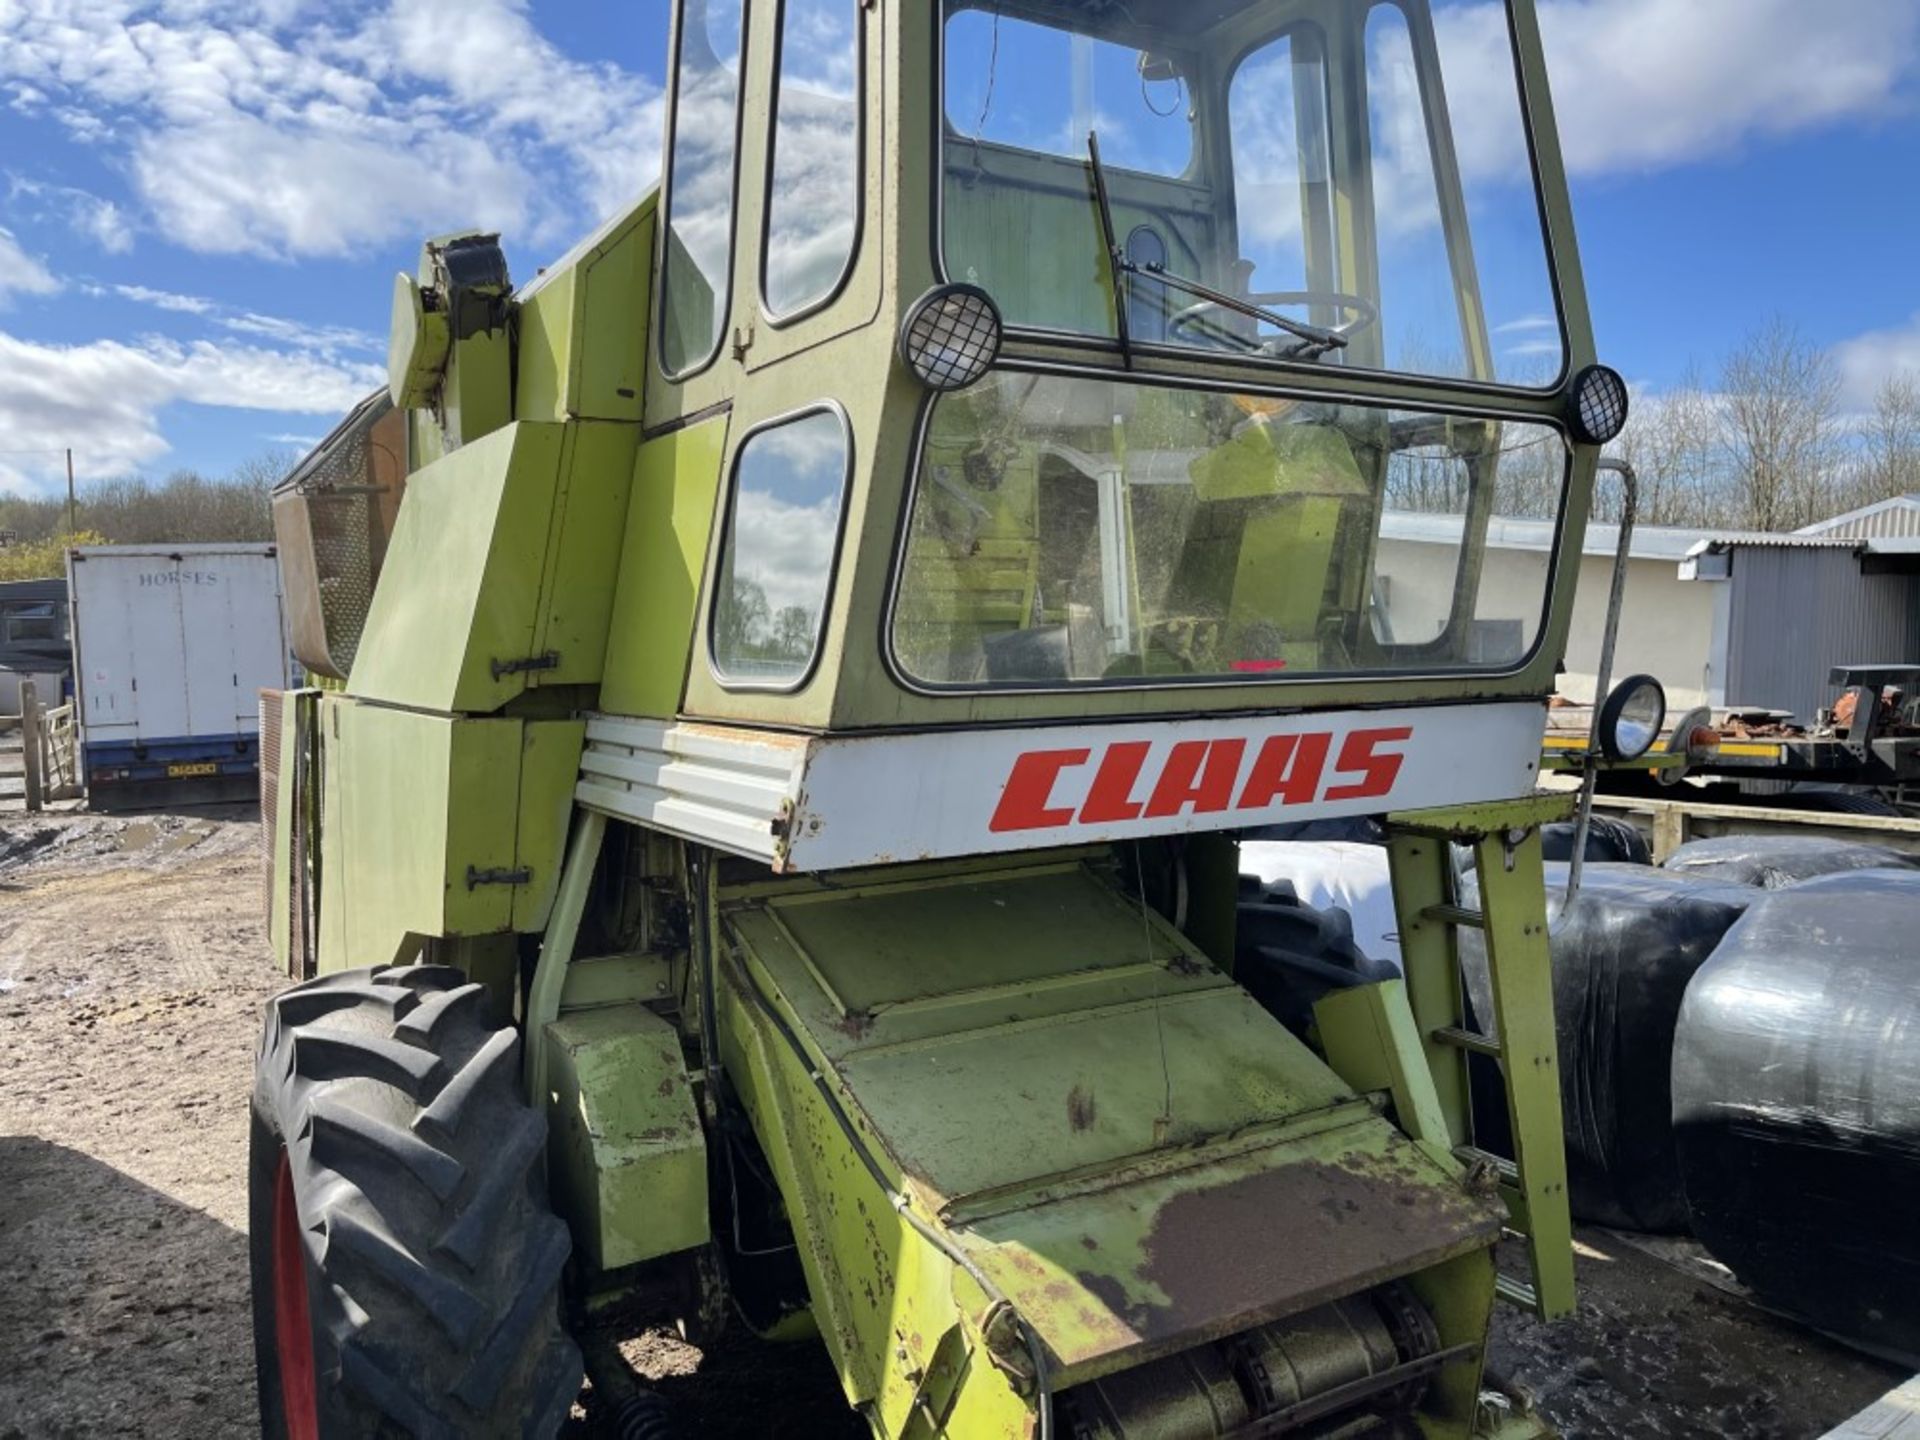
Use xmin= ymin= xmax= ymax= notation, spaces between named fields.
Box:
xmin=650 ymin=0 xmax=1615 ymax=733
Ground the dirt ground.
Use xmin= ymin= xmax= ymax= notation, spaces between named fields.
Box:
xmin=0 ymin=808 xmax=1904 ymax=1438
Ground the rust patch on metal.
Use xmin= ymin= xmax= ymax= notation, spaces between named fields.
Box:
xmin=675 ymin=720 xmax=810 ymax=752
xmin=1067 ymin=1084 xmax=1098 ymax=1132
xmin=831 ymin=1009 xmax=874 ymax=1040
xmin=1075 ymin=1154 xmax=1501 ymax=1348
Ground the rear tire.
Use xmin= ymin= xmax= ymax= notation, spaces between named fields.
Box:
xmin=248 ymin=963 xmax=581 ymax=1439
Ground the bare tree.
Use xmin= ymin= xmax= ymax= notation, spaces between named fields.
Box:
xmin=1608 ymin=363 xmax=1721 ymax=527
xmin=1854 ymin=369 xmax=1920 ymax=508
xmin=1716 ymin=318 xmax=1842 ymax=532
xmin=0 ymin=450 xmax=288 ymax=548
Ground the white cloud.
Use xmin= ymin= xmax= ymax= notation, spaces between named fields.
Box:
xmin=108 ymin=283 xmax=213 ymax=314
xmin=9 ymin=176 xmax=134 ymax=253
xmin=0 ymin=329 xmax=382 ymax=492
xmin=1833 ymin=313 xmax=1920 ymax=408
xmin=0 ymin=227 xmax=59 ymax=303
xmin=91 ymin=281 xmax=382 ymax=359
xmin=344 ymin=0 xmax=664 ymax=228
xmin=0 ymin=0 xmax=663 ymax=261
xmin=1437 ymin=0 xmax=1920 ymax=183
xmin=132 ymin=111 xmax=533 ymax=259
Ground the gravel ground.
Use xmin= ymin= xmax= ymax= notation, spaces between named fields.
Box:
xmin=1 ymin=807 xmax=274 ymax=1438
xmin=0 ymin=807 xmax=1903 ymax=1438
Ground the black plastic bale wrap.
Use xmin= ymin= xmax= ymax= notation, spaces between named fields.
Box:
xmin=1235 ymin=876 xmax=1399 ymax=1037
xmin=1460 ymin=863 xmax=1754 ymax=1231
xmin=1538 ymin=814 xmax=1652 ymax=865
xmin=1451 ymin=815 xmax=1652 ymax=877
xmin=1672 ymin=868 xmax=1920 ymax=1363
xmin=1661 ymin=834 xmax=1918 ymax=889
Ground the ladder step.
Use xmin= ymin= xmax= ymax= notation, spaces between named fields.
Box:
xmin=1421 ymin=903 xmax=1486 ymax=929
xmin=1431 ymin=1025 xmax=1503 ymax=1058
xmin=1494 ymin=1273 xmax=1541 ymax=1312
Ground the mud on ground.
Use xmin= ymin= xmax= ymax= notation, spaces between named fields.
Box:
xmin=0 ymin=808 xmax=1903 ymax=1438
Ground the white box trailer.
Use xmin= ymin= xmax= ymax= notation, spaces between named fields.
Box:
xmin=67 ymin=543 xmax=289 ymax=801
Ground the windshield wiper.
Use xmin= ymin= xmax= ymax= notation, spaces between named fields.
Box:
xmin=1086 ymin=130 xmax=1134 ymax=369
xmin=1084 ymin=130 xmax=1347 ymax=361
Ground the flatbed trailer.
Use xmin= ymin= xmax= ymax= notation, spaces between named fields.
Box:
xmin=1543 ymin=664 xmax=1920 ymax=801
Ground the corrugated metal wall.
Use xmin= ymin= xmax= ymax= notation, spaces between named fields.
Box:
xmin=1814 ymin=501 xmax=1920 ymax=539
xmin=1724 ymin=548 xmax=1920 ymax=722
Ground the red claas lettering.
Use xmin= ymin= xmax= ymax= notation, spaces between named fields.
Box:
xmin=991 ymin=725 xmax=1415 ymax=833
xmin=1323 ymin=727 xmax=1412 ymax=800
xmin=1078 ymin=741 xmax=1153 ymax=823
xmin=1145 ymin=739 xmax=1246 ymax=817
xmin=989 ymin=748 xmax=1090 ymax=831
xmin=1235 ymin=733 xmax=1330 ymax=809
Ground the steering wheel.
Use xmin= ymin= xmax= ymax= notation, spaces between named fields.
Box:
xmin=1168 ymin=290 xmax=1379 ymax=356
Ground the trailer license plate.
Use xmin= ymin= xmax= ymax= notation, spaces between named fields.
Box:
xmin=168 ymin=761 xmax=219 ymax=778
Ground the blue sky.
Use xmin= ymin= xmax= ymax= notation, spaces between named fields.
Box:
xmin=0 ymin=0 xmax=1916 ymax=496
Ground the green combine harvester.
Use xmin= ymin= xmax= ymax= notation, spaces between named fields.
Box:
xmin=253 ymin=1 xmax=1647 ymax=1434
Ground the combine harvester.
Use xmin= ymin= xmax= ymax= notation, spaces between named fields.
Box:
xmin=253 ymin=1 xmax=1651 ymax=1434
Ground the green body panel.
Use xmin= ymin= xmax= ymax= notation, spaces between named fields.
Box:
xmin=526 ymin=423 xmax=642 ymax=691
xmin=599 ymin=417 xmax=731 ymax=719
xmin=1315 ymin=978 xmax=1455 ymax=1169
xmin=545 ymin=1003 xmax=708 ymax=1272
xmin=511 ymin=716 xmax=589 ymax=932
xmin=517 ymin=196 xmax=656 ymax=426
xmin=312 ymin=699 xmax=584 ymax=972
xmin=387 ymin=272 xmax=449 ymax=411
xmin=348 ymin=420 xmax=638 ymax=712
xmin=348 ymin=422 xmax=564 ymax=711
xmin=266 ymin=688 xmax=303 ymax=975
xmin=716 ymin=853 xmax=1505 ymax=1429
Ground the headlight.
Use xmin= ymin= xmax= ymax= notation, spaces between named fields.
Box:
xmin=900 ymin=284 xmax=1002 ymax=392
xmin=1599 ymin=673 xmax=1666 ymax=761
xmin=1569 ymin=364 xmax=1629 ymax=445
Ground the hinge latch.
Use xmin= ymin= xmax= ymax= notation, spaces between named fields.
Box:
xmin=466 ymin=866 xmax=533 ymax=889
xmin=490 ymin=651 xmax=561 ymax=680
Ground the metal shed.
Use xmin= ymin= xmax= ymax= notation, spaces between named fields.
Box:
xmin=1797 ymin=494 xmax=1920 ymax=541
xmin=1681 ymin=535 xmax=1920 ymax=723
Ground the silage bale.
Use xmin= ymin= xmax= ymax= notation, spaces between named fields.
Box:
xmin=1661 ymin=834 xmax=1916 ymax=889
xmin=1672 ymin=867 xmax=1920 ymax=1363
xmin=1461 ymin=863 xmax=1754 ymax=1231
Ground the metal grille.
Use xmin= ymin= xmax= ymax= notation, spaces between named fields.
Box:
xmin=274 ymin=390 xmax=405 ymax=679
xmin=903 ymin=287 xmax=1001 ymax=391
xmin=1575 ymin=367 xmax=1629 ymax=444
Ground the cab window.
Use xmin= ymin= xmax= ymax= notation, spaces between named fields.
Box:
xmin=763 ymin=0 xmax=862 ymax=319
xmin=661 ymin=0 xmax=747 ymax=377
xmin=938 ymin=0 xmax=1564 ymax=389
xmin=889 ymin=371 xmax=1567 ymax=688
xmin=712 ymin=408 xmax=852 ymax=688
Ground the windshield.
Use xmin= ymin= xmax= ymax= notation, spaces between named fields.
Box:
xmin=941 ymin=0 xmax=1563 ymax=387
xmin=890 ymin=370 xmax=1569 ymax=689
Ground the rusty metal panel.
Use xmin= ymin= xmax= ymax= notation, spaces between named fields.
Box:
xmin=958 ymin=1121 xmax=1501 ymax=1378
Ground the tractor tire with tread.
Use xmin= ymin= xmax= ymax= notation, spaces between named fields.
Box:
xmin=248 ymin=962 xmax=582 ymax=1439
